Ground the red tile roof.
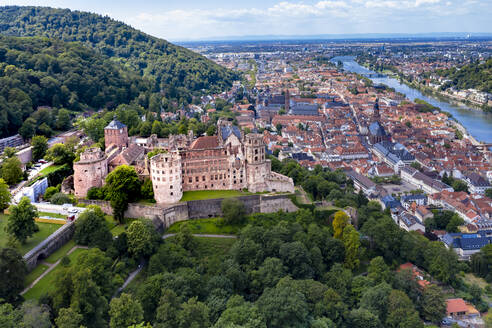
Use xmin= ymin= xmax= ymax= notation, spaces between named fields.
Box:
xmin=190 ymin=136 xmax=219 ymax=150
xmin=446 ymin=298 xmax=468 ymax=315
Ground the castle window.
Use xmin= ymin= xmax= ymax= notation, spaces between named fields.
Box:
xmin=255 ymin=156 xmax=258 ymax=161
xmin=196 ymin=177 xmax=199 ymax=182
xmin=202 ymin=176 xmax=205 ymax=181
xmin=189 ymin=178 xmax=192 ymax=183
xmin=170 ymin=192 xmax=173 ymax=196
xmin=255 ymin=149 xmax=258 ymax=154
xmin=240 ymin=179 xmax=242 ymax=183
xmin=170 ymin=185 xmax=173 ymax=189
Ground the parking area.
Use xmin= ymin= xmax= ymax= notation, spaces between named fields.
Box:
xmin=381 ymin=181 xmax=419 ymax=195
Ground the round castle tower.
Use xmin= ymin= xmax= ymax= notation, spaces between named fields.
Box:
xmin=150 ymin=152 xmax=183 ymax=204
xmin=73 ymin=147 xmax=108 ymax=198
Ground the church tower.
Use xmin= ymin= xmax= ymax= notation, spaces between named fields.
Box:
xmin=373 ymin=98 xmax=381 ymax=122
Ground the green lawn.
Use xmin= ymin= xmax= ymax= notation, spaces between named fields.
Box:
xmin=180 ymin=190 xmax=252 ymax=201
xmin=38 ymin=212 xmax=67 ymax=219
xmin=167 ymin=217 xmax=242 ymax=235
xmin=0 ymin=215 xmax=62 ymax=255
xmin=44 ymin=239 xmax=76 ymax=264
xmin=24 ymin=248 xmax=88 ymax=300
xmin=38 ymin=164 xmax=63 ymax=176
xmin=25 ymin=264 xmax=50 ymax=286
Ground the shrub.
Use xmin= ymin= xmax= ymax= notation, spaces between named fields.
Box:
xmin=50 ymin=192 xmax=73 ymax=205
xmin=44 ymin=186 xmax=60 ymax=200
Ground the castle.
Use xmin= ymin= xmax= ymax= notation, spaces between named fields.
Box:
xmin=74 ymin=118 xmax=294 ymax=203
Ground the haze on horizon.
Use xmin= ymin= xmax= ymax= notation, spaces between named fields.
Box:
xmin=0 ymin=0 xmax=490 ymax=41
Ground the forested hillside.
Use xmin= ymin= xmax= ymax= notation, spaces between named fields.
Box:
xmin=0 ymin=35 xmax=151 ymax=138
xmin=0 ymin=6 xmax=239 ymax=98
xmin=437 ymin=58 xmax=492 ymax=93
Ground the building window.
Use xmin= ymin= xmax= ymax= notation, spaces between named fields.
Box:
xmin=170 ymin=185 xmax=173 ymax=189
xmin=170 ymin=192 xmax=173 ymax=196
xmin=202 ymin=176 xmax=205 ymax=181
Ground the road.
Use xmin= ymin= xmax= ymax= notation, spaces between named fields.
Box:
xmin=162 ymin=233 xmax=238 ymax=240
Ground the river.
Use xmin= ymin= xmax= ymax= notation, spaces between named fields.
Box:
xmin=332 ymin=56 xmax=492 ymax=143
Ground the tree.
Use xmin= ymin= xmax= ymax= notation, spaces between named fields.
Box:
xmin=50 ymin=192 xmax=73 ymax=205
xmin=332 ymin=211 xmax=349 ymax=239
xmin=348 ymin=308 xmax=381 ymax=328
xmin=18 ymin=300 xmax=52 ymax=328
xmin=485 ymin=188 xmax=492 ymax=200
xmin=386 ymin=290 xmax=423 ymax=328
xmin=1 ymin=157 xmax=23 ymax=186
xmin=214 ymin=296 xmax=266 ymax=328
xmin=56 ymin=108 xmax=72 ymax=130
xmin=70 ymin=269 xmax=108 ymax=328
xmin=451 ymin=179 xmax=469 ymax=193
xmin=368 ymin=256 xmax=390 ymax=284
xmin=360 ymin=282 xmax=392 ymax=322
xmin=446 ymin=214 xmax=465 ymax=233
xmin=55 ymin=308 xmax=85 ymax=328
xmin=109 ymin=293 xmax=144 ymax=328
xmin=46 ymin=143 xmax=75 ymax=166
xmin=127 ymin=220 xmax=158 ymax=259
xmin=177 ymin=297 xmax=210 ymax=328
xmin=0 ymin=178 xmax=11 ymax=211
xmin=342 ymin=225 xmax=360 ymax=270
xmin=155 ymin=288 xmax=180 ymax=327
xmin=6 ymin=197 xmax=38 ymax=244
xmin=257 ymin=278 xmax=309 ymax=328
xmin=221 ymin=198 xmax=246 ymax=225
xmin=279 ymin=241 xmax=313 ymax=279
xmin=74 ymin=208 xmax=112 ymax=250
xmin=31 ymin=135 xmax=48 ymax=161
xmin=251 ymin=257 xmax=286 ymax=293
xmin=206 ymin=125 xmax=216 ymax=136
xmin=105 ymin=165 xmax=141 ymax=222
xmin=419 ymin=285 xmax=446 ymax=323
xmin=0 ymin=247 xmax=27 ymax=303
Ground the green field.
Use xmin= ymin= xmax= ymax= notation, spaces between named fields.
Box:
xmin=38 ymin=212 xmax=67 ymax=219
xmin=23 ymin=248 xmax=88 ymax=300
xmin=167 ymin=217 xmax=242 ymax=235
xmin=0 ymin=214 xmax=62 ymax=255
xmin=44 ymin=240 xmax=76 ymax=264
xmin=180 ymin=190 xmax=252 ymax=201
xmin=38 ymin=164 xmax=63 ymax=176
xmin=25 ymin=264 xmax=50 ymax=286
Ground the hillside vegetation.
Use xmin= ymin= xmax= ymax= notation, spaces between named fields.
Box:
xmin=0 ymin=6 xmax=239 ymax=98
xmin=0 ymin=35 xmax=151 ymax=138
xmin=437 ymin=58 xmax=492 ymax=93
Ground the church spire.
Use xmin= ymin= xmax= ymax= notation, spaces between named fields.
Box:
xmin=373 ymin=98 xmax=380 ymax=121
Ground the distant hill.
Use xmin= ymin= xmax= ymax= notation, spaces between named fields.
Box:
xmin=0 ymin=6 xmax=239 ymax=98
xmin=437 ymin=58 xmax=492 ymax=93
xmin=0 ymin=35 xmax=151 ymax=138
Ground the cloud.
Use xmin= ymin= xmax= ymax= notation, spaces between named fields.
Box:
xmin=122 ymin=0 xmax=490 ymax=40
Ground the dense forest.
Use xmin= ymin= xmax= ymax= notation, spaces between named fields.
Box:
xmin=0 ymin=35 xmax=151 ymax=138
xmin=436 ymin=58 xmax=492 ymax=93
xmin=0 ymin=6 xmax=239 ymax=98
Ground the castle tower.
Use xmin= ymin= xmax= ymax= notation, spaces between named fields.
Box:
xmin=104 ymin=118 xmax=128 ymax=149
xmin=284 ymin=89 xmax=290 ymax=112
xmin=73 ymin=147 xmax=108 ymax=198
xmin=244 ymin=133 xmax=269 ymax=192
xmin=373 ymin=98 xmax=380 ymax=122
xmin=150 ymin=151 xmax=183 ymax=204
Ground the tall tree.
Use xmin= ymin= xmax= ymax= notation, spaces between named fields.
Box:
xmin=109 ymin=293 xmax=144 ymax=328
xmin=332 ymin=211 xmax=349 ymax=239
xmin=105 ymin=165 xmax=141 ymax=222
xmin=1 ymin=157 xmax=23 ymax=186
xmin=0 ymin=178 xmax=11 ymax=211
xmin=418 ymin=285 xmax=446 ymax=324
xmin=342 ymin=225 xmax=360 ymax=270
xmin=0 ymin=247 xmax=27 ymax=303
xmin=31 ymin=135 xmax=48 ymax=161
xmin=127 ymin=220 xmax=158 ymax=259
xmin=6 ymin=197 xmax=38 ymax=244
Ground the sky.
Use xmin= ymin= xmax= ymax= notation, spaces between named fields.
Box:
xmin=0 ymin=0 xmax=490 ymax=41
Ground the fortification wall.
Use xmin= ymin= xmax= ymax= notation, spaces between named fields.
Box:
xmin=80 ymin=194 xmax=297 ymax=228
xmin=23 ymin=222 xmax=75 ymax=271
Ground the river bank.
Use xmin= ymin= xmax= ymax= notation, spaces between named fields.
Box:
xmin=332 ymin=56 xmax=492 ymax=144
